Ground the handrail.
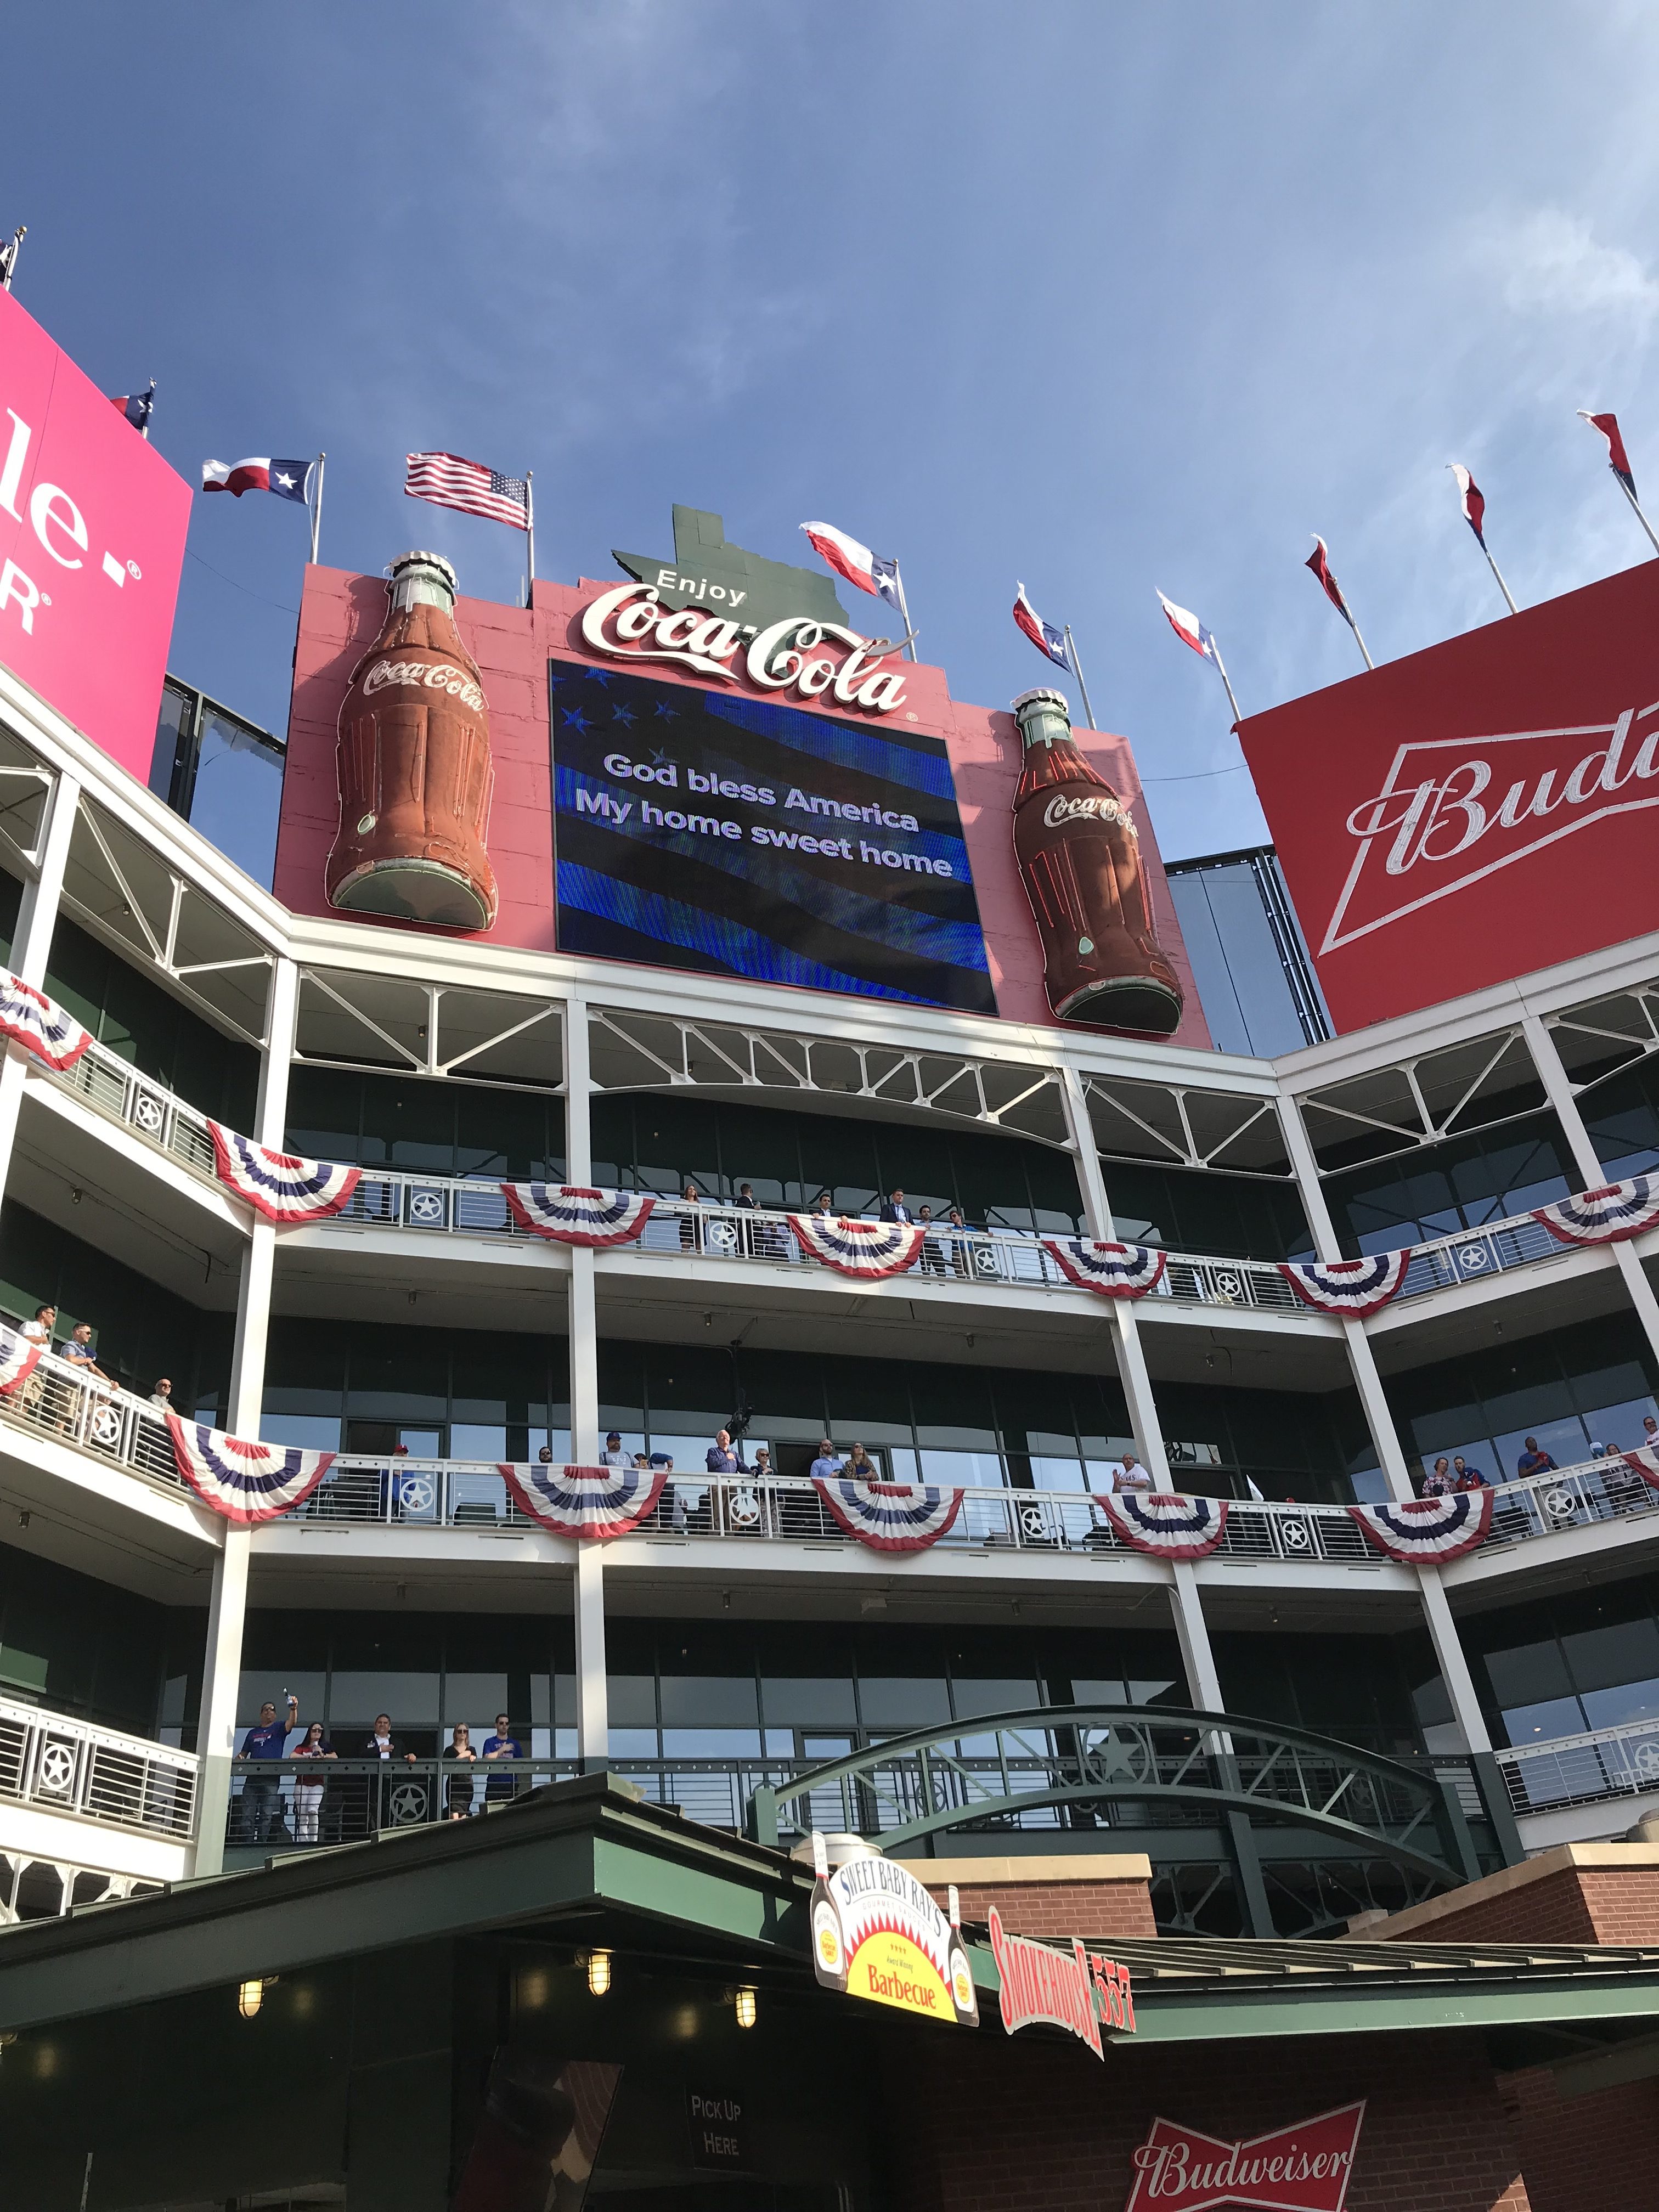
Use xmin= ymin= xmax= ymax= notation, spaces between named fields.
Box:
xmin=47 ymin=1029 xmax=218 ymax=1181
xmin=1495 ymin=1713 xmax=1659 ymax=1816
xmin=0 ymin=1692 xmax=198 ymax=1840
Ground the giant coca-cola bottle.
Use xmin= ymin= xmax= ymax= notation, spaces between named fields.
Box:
xmin=1011 ymin=687 xmax=1183 ymax=1033
xmin=325 ymin=550 xmax=499 ymax=932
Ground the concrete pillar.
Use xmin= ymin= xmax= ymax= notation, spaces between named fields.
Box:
xmin=573 ymin=1538 xmax=609 ymax=1768
xmin=1417 ymin=1564 xmax=1493 ymax=1754
xmin=561 ymin=991 xmax=608 ymax=1764
xmin=193 ymin=955 xmax=297 ymax=1876
xmin=1522 ymin=1011 xmax=1659 ymax=1376
xmin=0 ymin=768 xmax=80 ymax=1196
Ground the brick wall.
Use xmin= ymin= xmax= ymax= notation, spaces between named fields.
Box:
xmin=1363 ymin=1847 xmax=1659 ymax=1948
xmin=1497 ymin=2068 xmax=1659 ymax=2212
xmin=880 ymin=2022 xmax=1529 ymax=2212
xmin=911 ymin=1854 xmax=1158 ymax=1942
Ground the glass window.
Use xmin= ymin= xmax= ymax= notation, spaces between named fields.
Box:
xmin=187 ymin=709 xmax=284 ymax=889
xmin=951 ymin=1677 xmax=1040 ymax=1718
xmin=658 ymin=1674 xmax=760 ymax=1728
xmin=261 ymin=1413 xmax=341 ymax=1453
xmin=444 ymin=1673 xmax=510 ymax=1728
xmin=236 ymin=1671 xmax=327 ymax=1729
xmin=328 ymin=1672 xmax=441 ymax=1726
xmin=1492 ymin=1417 xmax=1589 ymax=1481
xmin=1485 ymin=1639 xmax=1575 ymax=1708
xmin=1501 ymin=1696 xmax=1586 ymax=1745
xmin=1562 ymin=1618 xmax=1659 ymax=1695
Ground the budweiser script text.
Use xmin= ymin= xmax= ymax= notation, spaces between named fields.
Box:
xmin=580 ymin=583 xmax=910 ymax=713
xmin=1347 ymin=706 xmax=1659 ymax=878
xmin=1123 ymin=2103 xmax=1365 ymax=2212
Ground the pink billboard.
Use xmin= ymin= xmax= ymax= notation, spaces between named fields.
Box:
xmin=0 ymin=287 xmax=190 ymax=781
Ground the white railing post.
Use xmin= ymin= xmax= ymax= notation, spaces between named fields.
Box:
xmin=1522 ymin=1011 xmax=1659 ymax=1380
xmin=0 ymin=768 xmax=80 ymax=1201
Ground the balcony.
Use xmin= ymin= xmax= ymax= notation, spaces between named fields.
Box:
xmin=44 ymin=1029 xmax=219 ymax=1183
xmin=0 ymin=1695 xmax=196 ymax=1843
xmin=1497 ymin=1717 xmax=1659 ymax=1821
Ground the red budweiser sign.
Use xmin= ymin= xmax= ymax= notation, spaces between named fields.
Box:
xmin=1124 ymin=2102 xmax=1364 ymax=2212
xmin=1236 ymin=562 xmax=1659 ymax=1032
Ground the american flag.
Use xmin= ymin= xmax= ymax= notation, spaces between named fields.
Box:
xmin=404 ymin=450 xmax=530 ymax=531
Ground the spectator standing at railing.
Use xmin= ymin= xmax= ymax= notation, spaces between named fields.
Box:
xmin=290 ymin=1720 xmax=336 ymax=1845
xmin=917 ymin=1205 xmax=947 ymax=1275
xmin=1515 ymin=1437 xmax=1558 ymax=1479
xmin=1643 ymin=1414 xmax=1659 ymax=1451
xmin=599 ymin=1431 xmax=627 ymax=1468
xmin=19 ymin=1304 xmax=52 ymax=1419
xmin=364 ymin=1711 xmax=419 ymax=1836
xmin=56 ymin=1321 xmax=112 ymax=1431
xmin=1422 ymin=1458 xmax=1454 ymax=1498
xmin=707 ymin=1427 xmax=747 ymax=1475
xmin=483 ymin=1713 xmax=522 ymax=1803
xmin=679 ymin=1182 xmax=702 ymax=1252
xmin=752 ymin=1445 xmax=772 ymax=1479
xmin=1115 ymin=1452 xmax=1152 ymax=1493
xmin=946 ymin=1204 xmax=973 ymax=1278
xmin=443 ymin=1723 xmax=477 ymax=1819
xmin=879 ymin=1188 xmax=914 ymax=1224
xmin=844 ymin=1441 xmax=880 ymax=1480
xmin=809 ymin=1439 xmax=843 ymax=1481
xmin=148 ymin=1376 xmax=173 ymax=1414
xmin=238 ymin=1693 xmax=300 ymax=1845
xmin=1452 ymin=1456 xmax=1490 ymax=1491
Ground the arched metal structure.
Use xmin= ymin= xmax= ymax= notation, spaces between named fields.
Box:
xmin=747 ymin=1704 xmax=1519 ymax=1938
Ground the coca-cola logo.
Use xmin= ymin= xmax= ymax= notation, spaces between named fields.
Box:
xmin=1327 ymin=704 xmax=1659 ymax=954
xmin=1042 ymin=792 xmax=1136 ymax=835
xmin=362 ymin=657 xmax=486 ymax=714
xmin=579 ymin=582 xmax=908 ymax=714
xmin=1124 ymin=2102 xmax=1364 ymax=2212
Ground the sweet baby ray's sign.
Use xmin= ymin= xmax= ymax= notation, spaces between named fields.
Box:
xmin=808 ymin=1835 xmax=979 ymax=2027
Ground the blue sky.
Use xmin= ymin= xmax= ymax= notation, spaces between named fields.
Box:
xmin=8 ymin=3 xmax=1659 ymax=859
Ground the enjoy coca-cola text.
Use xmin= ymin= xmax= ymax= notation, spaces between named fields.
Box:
xmin=579 ymin=583 xmax=909 ymax=713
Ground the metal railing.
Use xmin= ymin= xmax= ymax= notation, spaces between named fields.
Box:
xmin=0 ymin=1341 xmax=183 ymax=1490
xmin=1497 ymin=1716 xmax=1659 ymax=1818
xmin=0 ymin=1694 xmax=197 ymax=1840
xmin=47 ymin=1030 xmax=217 ymax=1180
xmin=1392 ymin=1211 xmax=1581 ymax=1304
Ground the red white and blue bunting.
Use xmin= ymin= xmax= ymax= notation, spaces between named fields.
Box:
xmin=166 ymin=1415 xmax=335 ymax=1525
xmin=0 ymin=1321 xmax=41 ymax=1397
xmin=788 ymin=1215 xmax=923 ymax=1279
xmin=0 ymin=970 xmax=91 ymax=1074
xmin=812 ymin=1475 xmax=964 ymax=1550
xmin=1533 ymin=1179 xmax=1659 ymax=1247
xmin=1277 ymin=1252 xmax=1409 ymax=1317
xmin=498 ymin=1460 xmax=668 ymax=1539
xmin=1098 ymin=1490 xmax=1228 ymax=1559
xmin=501 ymin=1183 xmax=656 ymax=1247
xmin=1041 ymin=1238 xmax=1167 ymax=1298
xmin=1619 ymin=1447 xmax=1659 ymax=1492
xmin=208 ymin=1122 xmax=362 ymax=1225
xmin=1348 ymin=1492 xmax=1493 ymax=1561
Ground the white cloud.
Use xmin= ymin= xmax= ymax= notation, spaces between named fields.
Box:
xmin=1497 ymin=208 xmax=1659 ymax=323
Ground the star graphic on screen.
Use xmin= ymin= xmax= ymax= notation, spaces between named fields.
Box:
xmin=584 ymin=667 xmax=613 ymax=686
xmin=650 ymin=747 xmax=676 ymax=768
xmin=562 ymin=707 xmax=591 ymax=733
xmin=653 ymin=701 xmax=678 ymax=720
xmin=610 ymin=703 xmax=636 ymax=727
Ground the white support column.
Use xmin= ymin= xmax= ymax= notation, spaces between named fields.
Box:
xmin=1522 ymin=1011 xmax=1659 ymax=1374
xmin=1416 ymin=1565 xmax=1493 ymax=1753
xmin=561 ymin=991 xmax=607 ymax=1763
xmin=1169 ymin=1560 xmax=1224 ymax=1711
xmin=0 ymin=768 xmax=80 ymax=1198
xmin=194 ymin=955 xmax=297 ymax=1876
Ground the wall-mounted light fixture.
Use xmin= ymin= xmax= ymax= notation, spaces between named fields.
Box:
xmin=733 ymin=1987 xmax=757 ymax=2030
xmin=585 ymin=1948 xmax=612 ymax=1996
xmin=238 ymin=1977 xmax=274 ymax=2018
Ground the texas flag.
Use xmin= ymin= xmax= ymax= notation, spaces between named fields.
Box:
xmin=110 ymin=382 xmax=155 ymax=433
xmin=800 ymin=520 xmax=901 ymax=610
xmin=1578 ymin=409 xmax=1638 ymax=498
xmin=202 ymin=456 xmax=310 ymax=504
xmin=1449 ymin=464 xmax=1488 ymax=548
xmin=1156 ymin=589 xmax=1215 ymax=658
xmin=1012 ymin=582 xmax=1070 ymax=671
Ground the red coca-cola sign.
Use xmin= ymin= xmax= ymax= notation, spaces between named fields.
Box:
xmin=1235 ymin=562 xmax=1659 ymax=1033
xmin=1124 ymin=2102 xmax=1364 ymax=2212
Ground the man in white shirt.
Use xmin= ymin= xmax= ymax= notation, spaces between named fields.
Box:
xmin=598 ymin=1431 xmax=627 ymax=1467
xmin=1115 ymin=1452 xmax=1152 ymax=1492
xmin=19 ymin=1303 xmax=52 ymax=1419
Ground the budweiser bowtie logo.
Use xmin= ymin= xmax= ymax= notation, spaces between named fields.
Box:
xmin=1124 ymin=2101 xmax=1364 ymax=2212
xmin=1324 ymin=704 xmax=1659 ymax=953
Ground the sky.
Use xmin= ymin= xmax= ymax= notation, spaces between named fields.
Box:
xmin=7 ymin=3 xmax=1659 ymax=860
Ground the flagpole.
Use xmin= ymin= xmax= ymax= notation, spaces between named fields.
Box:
xmin=891 ymin=560 xmax=916 ymax=661
xmin=0 ymin=225 xmax=22 ymax=292
xmin=1347 ymin=616 xmax=1375 ymax=672
xmin=308 ymin=453 xmax=325 ymax=566
xmin=1062 ymin=625 xmax=1099 ymax=732
xmin=1616 ymin=475 xmax=1659 ymax=558
xmin=142 ymin=379 xmax=155 ymax=443
xmin=1480 ymin=541 xmax=1519 ymax=614
xmin=1207 ymin=637 xmax=1243 ymax=725
xmin=525 ymin=472 xmax=535 ymax=611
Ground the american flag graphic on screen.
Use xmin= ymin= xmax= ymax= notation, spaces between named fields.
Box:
xmin=404 ymin=450 xmax=530 ymax=530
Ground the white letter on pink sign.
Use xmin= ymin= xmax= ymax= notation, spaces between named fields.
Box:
xmin=30 ymin=483 xmax=88 ymax=569
xmin=0 ymin=410 xmax=30 ymax=523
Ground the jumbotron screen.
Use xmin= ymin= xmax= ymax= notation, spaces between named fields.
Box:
xmin=549 ymin=661 xmax=997 ymax=1012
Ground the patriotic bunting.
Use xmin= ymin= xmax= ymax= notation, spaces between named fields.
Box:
xmin=1348 ymin=1492 xmax=1493 ymax=1562
xmin=1278 ymin=1252 xmax=1409 ymax=1317
xmin=0 ymin=970 xmax=92 ymax=1073
xmin=501 ymin=1183 xmax=656 ymax=1247
xmin=166 ymin=1415 xmax=334 ymax=1525
xmin=1533 ymin=1180 xmax=1659 ymax=1246
xmin=498 ymin=1460 xmax=668 ymax=1539
xmin=208 ymin=1123 xmax=362 ymax=1225
xmin=1098 ymin=1490 xmax=1228 ymax=1559
xmin=1619 ymin=1447 xmax=1659 ymax=1492
xmin=812 ymin=1475 xmax=964 ymax=1551
xmin=1041 ymin=1238 xmax=1167 ymax=1298
xmin=0 ymin=1320 xmax=42 ymax=1397
xmin=788 ymin=1214 xmax=924 ymax=1278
